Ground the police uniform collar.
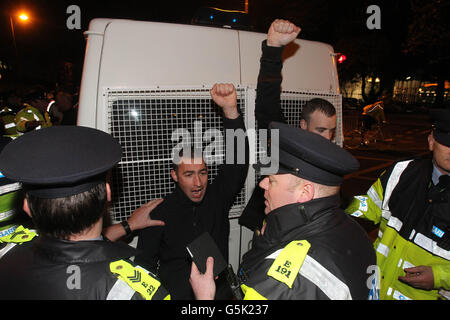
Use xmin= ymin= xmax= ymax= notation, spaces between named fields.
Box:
xmin=33 ymin=236 xmax=138 ymax=264
xmin=432 ymin=163 xmax=448 ymax=186
xmin=264 ymin=195 xmax=340 ymax=243
xmin=240 ymin=196 xmax=341 ymax=273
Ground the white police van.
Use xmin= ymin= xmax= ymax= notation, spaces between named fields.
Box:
xmin=77 ymin=18 xmax=342 ymax=271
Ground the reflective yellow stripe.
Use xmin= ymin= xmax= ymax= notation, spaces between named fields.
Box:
xmin=265 ymin=248 xmax=353 ymax=300
xmin=107 ymin=278 xmax=136 ymax=300
xmin=299 ymin=255 xmax=352 ymax=300
xmin=0 ymin=242 xmax=17 ymax=259
xmin=387 ymin=216 xmax=403 ymax=232
xmin=0 ymin=225 xmax=36 ymax=243
xmin=110 ymin=260 xmax=162 ymax=300
xmin=382 ymin=160 xmax=412 ymax=214
xmin=241 ymin=284 xmax=267 ymax=300
xmin=0 ymin=225 xmax=18 ymax=238
xmin=0 ymin=182 xmax=22 ymax=195
xmin=267 ymin=240 xmax=310 ymax=288
xmin=367 ymin=185 xmax=382 ymax=210
xmin=376 ymin=242 xmax=390 ymax=257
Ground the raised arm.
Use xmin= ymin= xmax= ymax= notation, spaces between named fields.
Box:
xmin=210 ymin=83 xmax=248 ymax=194
xmin=210 ymin=83 xmax=239 ymax=120
xmin=255 ymin=19 xmax=301 ymax=130
xmin=267 ymin=19 xmax=301 ymax=48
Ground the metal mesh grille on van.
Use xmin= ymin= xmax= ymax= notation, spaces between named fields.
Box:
xmin=107 ymin=87 xmax=247 ymax=222
xmin=254 ymin=91 xmax=343 ymax=189
xmin=106 ymin=87 xmax=341 ymax=222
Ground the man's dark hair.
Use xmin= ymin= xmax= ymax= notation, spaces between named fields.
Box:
xmin=171 ymin=146 xmax=205 ymax=172
xmin=25 ymin=182 xmax=107 ymax=240
xmin=302 ymin=98 xmax=336 ymax=122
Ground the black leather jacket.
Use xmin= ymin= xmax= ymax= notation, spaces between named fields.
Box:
xmin=135 ymin=115 xmax=249 ymax=300
xmin=239 ymin=40 xmax=287 ymax=232
xmin=239 ymin=195 xmax=377 ymax=300
xmin=0 ymin=236 xmax=169 ymax=300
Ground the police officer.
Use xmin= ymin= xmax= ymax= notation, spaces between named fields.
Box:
xmin=0 ymin=126 xmax=170 ymax=300
xmin=191 ymin=122 xmax=377 ymax=300
xmin=14 ymin=103 xmax=52 ymax=133
xmin=14 ymin=89 xmax=65 ymax=134
xmin=0 ymin=107 xmax=19 ymax=138
xmin=346 ymin=109 xmax=450 ymax=300
xmin=0 ymin=131 xmax=22 ymax=242
xmin=239 ymin=19 xmax=338 ymax=233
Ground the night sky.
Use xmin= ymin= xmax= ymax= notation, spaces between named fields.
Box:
xmin=0 ymin=0 xmax=448 ymax=91
xmin=0 ymin=0 xmax=214 ymax=86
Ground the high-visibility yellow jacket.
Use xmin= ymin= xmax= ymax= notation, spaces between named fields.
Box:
xmin=346 ymin=159 xmax=450 ymax=300
xmin=0 ymin=226 xmax=170 ymax=300
xmin=0 ymin=137 xmax=22 ymax=238
xmin=14 ymin=104 xmax=52 ymax=133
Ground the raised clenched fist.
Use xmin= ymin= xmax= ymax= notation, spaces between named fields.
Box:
xmin=267 ymin=19 xmax=301 ymax=47
xmin=210 ymin=83 xmax=239 ymax=119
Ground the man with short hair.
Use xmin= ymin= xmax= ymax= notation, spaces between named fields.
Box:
xmin=346 ymin=109 xmax=450 ymax=300
xmin=254 ymin=19 xmax=337 ymax=140
xmin=191 ymin=122 xmax=377 ymax=300
xmin=135 ymin=83 xmax=249 ymax=299
xmin=239 ymin=19 xmax=337 ymax=232
xmin=298 ymin=98 xmax=337 ymax=141
xmin=0 ymin=126 xmax=169 ymax=300
xmin=170 ymin=148 xmax=209 ymax=203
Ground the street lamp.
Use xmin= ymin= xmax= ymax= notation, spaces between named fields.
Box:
xmin=18 ymin=13 xmax=29 ymax=21
xmin=10 ymin=11 xmax=30 ymax=56
xmin=9 ymin=11 xmax=30 ymax=80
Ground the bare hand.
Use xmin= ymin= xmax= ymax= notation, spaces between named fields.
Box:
xmin=127 ymin=198 xmax=165 ymax=231
xmin=398 ymin=266 xmax=434 ymax=290
xmin=267 ymin=19 xmax=301 ymax=47
xmin=189 ymin=257 xmax=216 ymax=300
xmin=210 ymin=83 xmax=239 ymax=119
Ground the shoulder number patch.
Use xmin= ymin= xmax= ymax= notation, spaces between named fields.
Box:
xmin=267 ymin=240 xmax=310 ymax=288
xmin=110 ymin=260 xmax=162 ymax=300
xmin=0 ymin=225 xmax=36 ymax=244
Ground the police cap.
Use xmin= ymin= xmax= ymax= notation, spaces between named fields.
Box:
xmin=254 ymin=122 xmax=359 ymax=186
xmin=0 ymin=126 xmax=122 ymax=198
xmin=430 ymin=109 xmax=450 ymax=147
